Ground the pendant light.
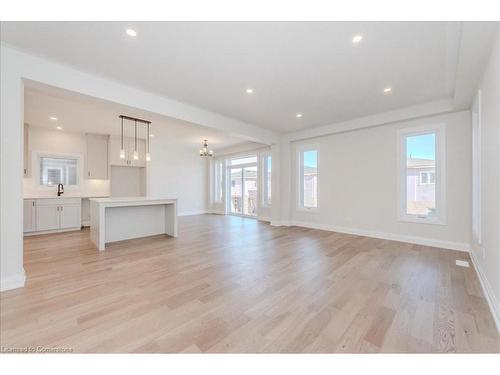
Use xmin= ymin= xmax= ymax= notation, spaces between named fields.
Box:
xmin=133 ymin=120 xmax=139 ymax=160
xmin=199 ymin=139 xmax=213 ymax=157
xmin=146 ymin=122 xmax=151 ymax=161
xmin=119 ymin=117 xmax=126 ymax=159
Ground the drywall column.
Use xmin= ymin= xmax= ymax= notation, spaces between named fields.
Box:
xmin=270 ymin=143 xmax=280 ymax=225
xmin=274 ymin=138 xmax=292 ymax=226
xmin=0 ymin=47 xmax=25 ymax=291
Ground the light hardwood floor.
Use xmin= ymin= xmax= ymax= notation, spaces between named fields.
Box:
xmin=1 ymin=214 xmax=499 ymax=353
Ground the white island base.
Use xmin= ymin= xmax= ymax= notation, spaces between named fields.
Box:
xmin=89 ymin=197 xmax=178 ymax=251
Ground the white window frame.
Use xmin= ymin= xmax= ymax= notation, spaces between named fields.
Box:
xmin=419 ymin=171 xmax=435 ymax=185
xmin=213 ymin=159 xmax=224 ymax=203
xmin=34 ymin=151 xmax=82 ymax=192
xmin=262 ymin=152 xmax=272 ymax=207
xmin=297 ymin=144 xmax=319 ymax=212
xmin=397 ymin=124 xmax=446 ymax=225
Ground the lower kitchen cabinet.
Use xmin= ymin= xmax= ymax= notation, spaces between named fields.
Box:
xmin=25 ymin=198 xmax=82 ymax=234
xmin=23 ymin=199 xmax=37 ymax=233
xmin=59 ymin=202 xmax=82 ymax=229
xmin=36 ymin=203 xmax=60 ymax=231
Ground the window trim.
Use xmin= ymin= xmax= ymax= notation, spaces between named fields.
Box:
xmin=212 ymin=159 xmax=224 ymax=204
xmin=397 ymin=124 xmax=446 ymax=225
xmin=296 ymin=144 xmax=320 ymax=213
xmin=34 ymin=151 xmax=82 ymax=191
xmin=261 ymin=152 xmax=272 ymax=207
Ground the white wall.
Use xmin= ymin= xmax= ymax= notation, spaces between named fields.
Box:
xmin=147 ymin=139 xmax=208 ymax=216
xmin=110 ymin=166 xmax=145 ymax=197
xmin=288 ymin=111 xmax=472 ymax=250
xmin=24 ymin=126 xmax=110 ymax=198
xmin=471 ymin=32 xmax=500 ymax=330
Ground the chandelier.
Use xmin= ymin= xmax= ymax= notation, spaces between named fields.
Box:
xmin=199 ymin=139 xmax=214 ymax=157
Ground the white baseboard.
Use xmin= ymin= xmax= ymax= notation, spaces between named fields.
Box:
xmin=208 ymin=209 xmax=225 ymax=215
xmin=178 ymin=210 xmax=208 ymax=217
xmin=470 ymin=251 xmax=500 ymax=333
xmin=0 ymin=269 xmax=26 ymax=292
xmin=271 ymin=220 xmax=291 ymax=227
xmin=289 ymin=220 xmax=470 ymax=252
xmin=23 ymin=227 xmax=82 ymax=236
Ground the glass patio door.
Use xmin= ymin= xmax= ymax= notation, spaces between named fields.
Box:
xmin=230 ymin=167 xmax=243 ymax=214
xmin=242 ymin=166 xmax=257 ymax=216
xmin=227 ymin=156 xmax=258 ymax=217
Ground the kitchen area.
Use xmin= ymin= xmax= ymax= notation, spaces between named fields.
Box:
xmin=22 ymin=111 xmax=152 ymax=242
xmin=20 ymin=83 xmax=232 ymax=252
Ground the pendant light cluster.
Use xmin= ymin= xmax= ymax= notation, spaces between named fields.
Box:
xmin=119 ymin=115 xmax=151 ymax=162
xmin=199 ymin=139 xmax=214 ymax=157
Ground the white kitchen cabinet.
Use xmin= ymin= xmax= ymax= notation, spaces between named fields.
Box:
xmin=36 ymin=204 xmax=60 ymax=231
xmin=86 ymin=133 xmax=109 ymax=179
xmin=35 ymin=198 xmax=82 ymax=233
xmin=109 ymin=136 xmax=146 ymax=167
xmin=23 ymin=199 xmax=37 ymax=233
xmin=60 ymin=203 xmax=82 ymax=229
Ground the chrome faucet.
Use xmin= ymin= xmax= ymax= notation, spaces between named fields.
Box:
xmin=57 ymin=183 xmax=64 ymax=197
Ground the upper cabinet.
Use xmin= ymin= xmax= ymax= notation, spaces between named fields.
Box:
xmin=86 ymin=133 xmax=109 ymax=179
xmin=23 ymin=123 xmax=30 ymax=177
xmin=109 ymin=136 xmax=146 ymax=168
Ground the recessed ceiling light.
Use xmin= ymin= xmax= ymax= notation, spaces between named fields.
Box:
xmin=246 ymin=88 xmax=254 ymax=94
xmin=49 ymin=116 xmax=58 ymax=121
xmin=296 ymin=113 xmax=303 ymax=119
xmin=383 ymin=87 xmax=393 ymax=94
xmin=126 ymin=28 xmax=137 ymax=37
xmin=56 ymin=126 xmax=63 ymax=130
xmin=352 ymin=34 xmax=363 ymax=44
xmin=149 ymin=134 xmax=155 ymax=137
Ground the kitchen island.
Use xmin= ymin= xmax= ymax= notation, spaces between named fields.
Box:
xmin=89 ymin=197 xmax=177 ymax=251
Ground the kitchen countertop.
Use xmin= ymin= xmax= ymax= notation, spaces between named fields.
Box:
xmin=89 ymin=197 xmax=176 ymax=204
xmin=24 ymin=195 xmax=110 ymax=200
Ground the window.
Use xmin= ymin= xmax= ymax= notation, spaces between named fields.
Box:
xmin=39 ymin=156 xmax=78 ymax=186
xmin=298 ymin=146 xmax=319 ymax=210
xmin=213 ymin=160 xmax=223 ymax=203
xmin=229 ymin=156 xmax=257 ymax=166
xmin=262 ymin=154 xmax=272 ymax=206
xmin=419 ymin=171 xmax=435 ymax=185
xmin=397 ymin=124 xmax=445 ymax=224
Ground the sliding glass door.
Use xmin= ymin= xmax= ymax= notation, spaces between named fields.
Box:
xmin=228 ymin=156 xmax=258 ymax=217
xmin=243 ymin=166 xmax=257 ymax=216
xmin=230 ymin=167 xmax=243 ymax=214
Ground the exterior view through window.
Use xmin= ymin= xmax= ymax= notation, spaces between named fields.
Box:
xmin=406 ymin=133 xmax=436 ymax=217
xmin=229 ymin=156 xmax=257 ymax=216
xmin=301 ymin=149 xmax=318 ymax=209
xmin=263 ymin=154 xmax=272 ymax=206
xmin=39 ymin=156 xmax=78 ymax=186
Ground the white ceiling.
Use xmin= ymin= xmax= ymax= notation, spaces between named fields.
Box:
xmin=0 ymin=22 xmax=496 ymax=133
xmin=24 ymin=83 xmax=247 ymax=151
